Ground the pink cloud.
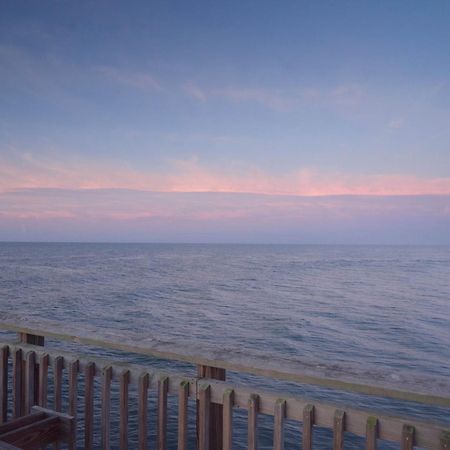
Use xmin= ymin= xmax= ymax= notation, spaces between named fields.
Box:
xmin=2 ymin=152 xmax=450 ymax=197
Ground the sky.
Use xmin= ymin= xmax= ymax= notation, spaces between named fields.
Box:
xmin=1 ymin=0 xmax=450 ymax=243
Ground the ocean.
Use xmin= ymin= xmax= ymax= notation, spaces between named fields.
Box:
xmin=1 ymin=243 xmax=449 ymax=449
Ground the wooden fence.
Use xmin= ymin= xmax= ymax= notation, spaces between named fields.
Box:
xmin=0 ymin=317 xmax=449 ymax=450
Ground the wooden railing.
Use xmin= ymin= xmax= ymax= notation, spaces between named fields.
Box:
xmin=0 ymin=316 xmax=450 ymax=449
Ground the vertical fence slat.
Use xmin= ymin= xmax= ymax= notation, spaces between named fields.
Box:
xmin=119 ymin=370 xmax=130 ymax=450
xmin=302 ymin=404 xmax=314 ymax=450
xmin=12 ymin=348 xmax=22 ymax=418
xmin=101 ymin=365 xmax=112 ymax=450
xmin=223 ymin=388 xmax=234 ymax=450
xmin=84 ymin=361 xmax=95 ymax=450
xmin=401 ymin=425 xmax=414 ymax=450
xmin=366 ymin=416 xmax=378 ymax=450
xmin=24 ymin=351 xmax=36 ymax=414
xmin=248 ymin=393 xmax=259 ymax=450
xmin=273 ymin=399 xmax=286 ymax=450
xmin=53 ymin=355 xmax=63 ymax=412
xmin=68 ymin=359 xmax=79 ymax=450
xmin=158 ymin=376 xmax=169 ymax=450
xmin=53 ymin=355 xmax=64 ymax=450
xmin=0 ymin=345 xmax=8 ymax=424
xmin=178 ymin=380 xmax=189 ymax=450
xmin=198 ymin=383 xmax=211 ymax=450
xmin=333 ymin=409 xmax=345 ymax=450
xmin=197 ymin=366 xmax=225 ymax=450
xmin=441 ymin=431 xmax=450 ymax=450
xmin=38 ymin=353 xmax=49 ymax=408
xmin=138 ymin=372 xmax=150 ymax=450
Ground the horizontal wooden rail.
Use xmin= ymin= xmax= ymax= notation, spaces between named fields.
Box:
xmin=1 ymin=314 xmax=450 ymax=409
xmin=0 ymin=341 xmax=449 ymax=450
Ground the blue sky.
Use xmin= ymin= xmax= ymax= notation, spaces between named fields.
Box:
xmin=1 ymin=1 xmax=450 ymax=243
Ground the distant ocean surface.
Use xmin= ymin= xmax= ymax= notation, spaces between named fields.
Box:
xmin=1 ymin=243 xmax=449 ymax=449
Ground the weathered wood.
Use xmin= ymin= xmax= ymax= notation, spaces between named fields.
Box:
xmin=273 ymin=399 xmax=286 ymax=450
xmin=101 ymin=365 xmax=112 ymax=450
xmin=441 ymin=431 xmax=450 ymax=450
xmin=248 ymin=394 xmax=259 ymax=450
xmin=18 ymin=333 xmax=44 ymax=346
xmin=19 ymin=333 xmax=44 ymax=407
xmin=0 ymin=411 xmax=46 ymax=434
xmin=178 ymin=380 xmax=189 ymax=450
xmin=84 ymin=361 xmax=95 ymax=450
xmin=138 ymin=372 xmax=150 ymax=450
xmin=3 ymin=315 xmax=450 ymax=409
xmin=401 ymin=424 xmax=414 ymax=450
xmin=12 ymin=349 xmax=22 ymax=419
xmin=38 ymin=353 xmax=49 ymax=408
xmin=302 ymin=404 xmax=314 ymax=450
xmin=366 ymin=416 xmax=378 ymax=450
xmin=198 ymin=384 xmax=211 ymax=450
xmin=333 ymin=409 xmax=345 ymax=450
xmin=52 ymin=356 xmax=63 ymax=449
xmin=2 ymin=341 xmax=450 ymax=450
xmin=68 ymin=360 xmax=78 ymax=450
xmin=222 ymin=389 xmax=234 ymax=450
xmin=119 ymin=370 xmax=130 ymax=450
xmin=31 ymin=406 xmax=76 ymax=444
xmin=0 ymin=346 xmax=8 ymax=424
xmin=157 ymin=376 xmax=168 ymax=450
xmin=24 ymin=351 xmax=36 ymax=414
xmin=0 ymin=416 xmax=61 ymax=446
xmin=197 ymin=365 xmax=225 ymax=450
xmin=53 ymin=356 xmax=63 ymax=412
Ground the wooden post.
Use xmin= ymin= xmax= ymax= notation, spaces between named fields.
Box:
xmin=198 ymin=383 xmax=211 ymax=450
xmin=366 ymin=416 xmax=378 ymax=450
xmin=119 ymin=370 xmax=130 ymax=450
xmin=0 ymin=345 xmax=8 ymax=424
xmin=178 ymin=381 xmax=189 ymax=450
xmin=18 ymin=332 xmax=44 ymax=408
xmin=333 ymin=410 xmax=345 ymax=450
xmin=401 ymin=425 xmax=414 ymax=450
xmin=302 ymin=404 xmax=314 ymax=450
xmin=248 ymin=394 xmax=259 ymax=450
xmin=197 ymin=365 xmax=226 ymax=450
xmin=273 ymin=399 xmax=286 ymax=450
xmin=222 ymin=389 xmax=234 ymax=450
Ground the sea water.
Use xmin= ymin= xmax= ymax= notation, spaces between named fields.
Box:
xmin=1 ymin=243 xmax=449 ymax=449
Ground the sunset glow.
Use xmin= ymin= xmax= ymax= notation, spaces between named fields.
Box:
xmin=1 ymin=2 xmax=450 ymax=243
